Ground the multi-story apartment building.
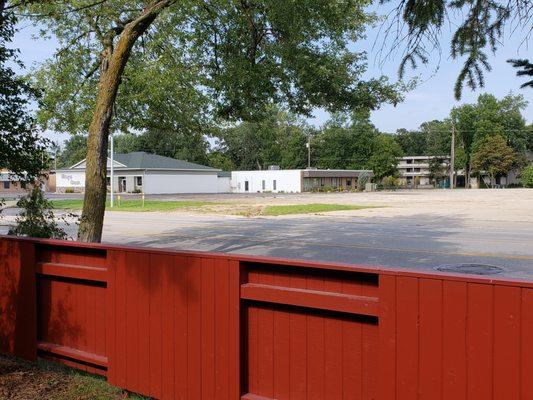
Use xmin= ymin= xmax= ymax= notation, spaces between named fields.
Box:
xmin=397 ymin=156 xmax=450 ymax=187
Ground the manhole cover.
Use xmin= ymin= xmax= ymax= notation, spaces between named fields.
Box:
xmin=435 ymin=263 xmax=504 ymax=275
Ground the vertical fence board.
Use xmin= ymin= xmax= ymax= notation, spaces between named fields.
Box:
xmin=148 ymin=254 xmax=163 ymax=399
xmin=201 ymin=258 xmax=216 ymax=400
xmin=378 ymin=274 xmax=397 ymax=400
xmin=214 ymin=258 xmax=230 ymax=399
xmin=466 ymin=283 xmax=494 ymax=400
xmin=493 ymin=285 xmax=520 ymax=400
xmin=521 ymin=288 xmax=533 ymax=400
xmin=173 ymin=255 xmax=189 ymax=399
xmin=442 ymin=280 xmax=467 ymax=400
xmin=419 ymin=279 xmax=443 ymax=400
xmin=187 ymin=256 xmax=202 ymax=400
xmin=396 ymin=276 xmax=419 ymax=400
xmin=228 ymin=260 xmax=241 ymax=400
xmin=272 ymin=271 xmax=291 ymax=400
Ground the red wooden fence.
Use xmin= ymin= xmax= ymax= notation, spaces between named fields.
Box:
xmin=1 ymin=235 xmax=532 ymax=399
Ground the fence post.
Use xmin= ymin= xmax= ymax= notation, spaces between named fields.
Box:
xmin=0 ymin=239 xmax=37 ymax=361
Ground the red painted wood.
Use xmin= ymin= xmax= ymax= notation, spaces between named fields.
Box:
xmin=0 ymin=240 xmax=36 ymax=361
xmin=466 ymin=283 xmax=494 ymax=400
xmin=521 ymin=288 xmax=533 ymax=400
xmin=37 ymin=341 xmax=107 ymax=367
xmin=396 ymin=276 xmax=419 ymax=400
xmin=35 ymin=262 xmax=107 ymax=282
xmin=148 ymin=253 xmax=163 ymax=398
xmin=174 ymin=256 xmax=188 ymax=399
xmin=419 ymin=279 xmax=443 ymax=400
xmin=442 ymin=280 xmax=467 ymax=400
xmin=493 ymin=285 xmax=520 ymax=400
xmin=187 ymin=256 xmax=202 ymax=399
xmin=241 ymin=283 xmax=379 ymax=316
xmin=5 ymin=236 xmax=533 ymax=400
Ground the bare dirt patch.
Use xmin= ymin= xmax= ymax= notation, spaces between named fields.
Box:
xmin=0 ymin=355 xmax=145 ymax=400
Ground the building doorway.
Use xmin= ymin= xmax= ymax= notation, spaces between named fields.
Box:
xmin=118 ymin=177 xmax=127 ymax=192
xmin=244 ymin=181 xmax=249 ymax=192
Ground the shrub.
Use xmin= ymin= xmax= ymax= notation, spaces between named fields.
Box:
xmin=8 ymin=186 xmax=76 ymax=239
xmin=65 ymin=188 xmax=74 ymax=193
xmin=381 ymin=175 xmax=399 ymax=189
xmin=522 ymin=165 xmax=533 ymax=188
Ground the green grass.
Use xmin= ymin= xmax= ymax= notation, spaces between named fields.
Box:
xmin=51 ymin=199 xmax=218 ymax=212
xmin=262 ymin=203 xmax=373 ymax=216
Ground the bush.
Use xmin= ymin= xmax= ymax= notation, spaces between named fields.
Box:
xmin=522 ymin=165 xmax=533 ymax=188
xmin=65 ymin=188 xmax=74 ymax=193
xmin=381 ymin=175 xmax=399 ymax=189
xmin=8 ymin=186 xmax=76 ymax=239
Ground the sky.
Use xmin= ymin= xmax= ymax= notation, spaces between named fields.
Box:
xmin=10 ymin=4 xmax=532 ymax=144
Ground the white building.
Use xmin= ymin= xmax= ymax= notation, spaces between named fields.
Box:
xmin=397 ymin=156 xmax=450 ymax=187
xmin=55 ymin=152 xmax=230 ymax=194
xmin=231 ymin=168 xmax=373 ymax=193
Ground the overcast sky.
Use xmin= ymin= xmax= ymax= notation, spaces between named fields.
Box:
xmin=11 ymin=4 xmax=532 ymax=144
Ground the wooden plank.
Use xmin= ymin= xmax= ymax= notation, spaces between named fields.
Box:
xmin=396 ymin=276 xmax=419 ymax=400
xmin=35 ymin=262 xmax=107 ymax=283
xmin=187 ymin=256 xmax=202 ymax=399
xmin=289 ymin=274 xmax=307 ymax=399
xmin=110 ymin=250 xmax=127 ymax=387
xmin=307 ymin=275 xmax=325 ymax=399
xmin=493 ymin=285 xmax=520 ymax=400
xmin=442 ymin=280 xmax=467 ymax=400
xmin=466 ymin=283 xmax=494 ymax=400
xmin=324 ymin=277 xmax=343 ymax=400
xmin=136 ymin=252 xmax=151 ymax=396
xmin=419 ymin=279 xmax=443 ymax=400
xmin=256 ymin=272 xmax=274 ymax=398
xmin=342 ymin=273 xmax=362 ymax=400
xmin=214 ymin=258 xmax=230 ymax=399
xmin=240 ymin=283 xmax=379 ymax=316
xmin=173 ymin=255 xmax=188 ymax=399
xmin=37 ymin=341 xmax=108 ymax=367
xmin=272 ymin=271 xmax=291 ymax=400
xmin=201 ymin=258 xmax=216 ymax=399
xmin=160 ymin=254 xmax=176 ymax=399
xmin=105 ymin=249 xmax=115 ymax=384
xmin=228 ymin=260 xmax=241 ymax=400
xmin=0 ymin=241 xmax=37 ymax=361
xmin=125 ymin=251 xmax=140 ymax=393
xmin=148 ymin=253 xmax=164 ymax=399
xmin=521 ymin=288 xmax=533 ymax=400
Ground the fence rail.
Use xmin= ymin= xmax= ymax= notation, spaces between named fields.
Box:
xmin=1 ymin=235 xmax=532 ymax=399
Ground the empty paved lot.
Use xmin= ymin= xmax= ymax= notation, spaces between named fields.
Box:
xmin=2 ymin=189 xmax=532 ymax=279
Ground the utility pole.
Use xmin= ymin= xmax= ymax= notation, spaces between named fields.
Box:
xmin=110 ymin=133 xmax=114 ymax=208
xmin=306 ymin=133 xmax=311 ymax=168
xmin=450 ymin=122 xmax=455 ymax=189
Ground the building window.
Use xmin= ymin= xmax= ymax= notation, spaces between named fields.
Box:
xmin=273 ymin=180 xmax=277 ymax=190
xmin=3 ymin=181 xmax=9 ymax=189
xmin=407 ymin=168 xmax=413 ymax=172
xmin=262 ymin=180 xmax=265 ymax=190
xmin=136 ymin=176 xmax=143 ymax=186
xmin=346 ymin=179 xmax=352 ymax=187
xmin=407 ymin=159 xmax=413 ymax=164
xmin=106 ymin=177 xmax=111 ymax=186
xmin=414 ymin=168 xmax=420 ymax=172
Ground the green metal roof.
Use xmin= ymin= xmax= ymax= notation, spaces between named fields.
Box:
xmin=113 ymin=152 xmax=217 ymax=170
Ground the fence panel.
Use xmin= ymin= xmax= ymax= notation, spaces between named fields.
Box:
xmin=1 ymin=236 xmax=533 ymax=399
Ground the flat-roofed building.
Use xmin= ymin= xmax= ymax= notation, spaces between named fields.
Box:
xmin=231 ymin=168 xmax=373 ymax=193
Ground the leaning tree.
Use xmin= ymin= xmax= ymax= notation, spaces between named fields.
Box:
xmin=22 ymin=0 xmax=403 ymax=242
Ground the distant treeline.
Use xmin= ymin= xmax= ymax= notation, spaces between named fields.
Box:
xmin=56 ymin=93 xmax=532 ymax=181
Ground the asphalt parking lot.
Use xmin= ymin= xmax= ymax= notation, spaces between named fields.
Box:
xmin=1 ymin=189 xmax=532 ymax=280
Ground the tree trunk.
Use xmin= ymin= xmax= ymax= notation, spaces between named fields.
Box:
xmin=77 ymin=0 xmax=173 ymax=242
